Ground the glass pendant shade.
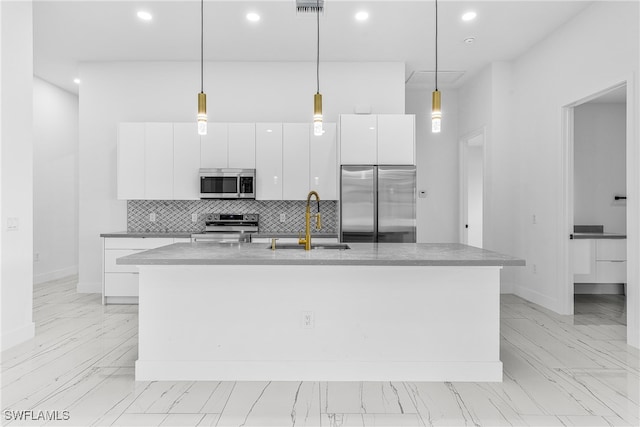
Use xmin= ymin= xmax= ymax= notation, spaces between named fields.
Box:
xmin=313 ymin=92 xmax=323 ymax=136
xmin=431 ymin=90 xmax=441 ymax=133
xmin=197 ymin=92 xmax=207 ymax=135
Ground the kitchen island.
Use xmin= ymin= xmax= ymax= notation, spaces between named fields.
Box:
xmin=118 ymin=242 xmax=524 ymax=382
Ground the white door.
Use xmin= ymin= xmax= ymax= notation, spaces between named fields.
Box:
xmin=201 ymin=123 xmax=228 ymax=168
xmin=340 ymin=114 xmax=377 ymax=165
xmin=283 ymin=123 xmax=310 ymax=200
xmin=377 ymin=115 xmax=415 ymax=165
xmin=144 ymin=123 xmax=174 ymax=200
xmin=255 ymin=123 xmax=283 ymax=200
xmin=173 ymin=123 xmax=200 ymax=200
xmin=309 ymin=123 xmax=337 ymax=200
xmin=461 ymin=133 xmax=484 ymax=248
xmin=228 ymin=123 xmax=256 ymax=168
xmin=117 ymin=123 xmax=146 ymax=200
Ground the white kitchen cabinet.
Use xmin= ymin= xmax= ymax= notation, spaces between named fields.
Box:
xmin=228 ymin=123 xmax=256 ymax=168
xmin=102 ymin=237 xmax=184 ymax=304
xmin=173 ymin=123 xmax=201 ymax=200
xmin=309 ymin=123 xmax=337 ymax=200
xmin=200 ymin=123 xmax=228 ymax=168
xmin=573 ymin=238 xmax=626 ymax=285
xmin=340 ymin=114 xmax=415 ymax=165
xmin=283 ymin=123 xmax=311 ymax=200
xmin=256 ymin=123 xmax=283 ymax=200
xmin=377 ymin=115 xmax=415 ymax=165
xmin=340 ymin=115 xmax=377 ymax=165
xmin=251 ymin=237 xmax=338 ymax=244
xmin=117 ymin=123 xmax=146 ymax=200
xmin=144 ymin=123 xmax=174 ymax=200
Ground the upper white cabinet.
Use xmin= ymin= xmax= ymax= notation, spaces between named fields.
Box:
xmin=340 ymin=114 xmax=415 ymax=165
xmin=377 ymin=115 xmax=415 ymax=165
xmin=117 ymin=123 xmax=146 ymax=200
xmin=340 ymin=115 xmax=377 ymax=165
xmin=228 ymin=123 xmax=256 ymax=168
xmin=256 ymin=123 xmax=283 ymax=200
xmin=309 ymin=123 xmax=337 ymax=200
xmin=173 ymin=123 xmax=201 ymax=200
xmin=283 ymin=123 xmax=311 ymax=200
xmin=200 ymin=123 xmax=228 ymax=169
xmin=144 ymin=123 xmax=174 ymax=200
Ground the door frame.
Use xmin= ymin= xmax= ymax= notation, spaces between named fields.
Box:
xmin=560 ymin=77 xmax=638 ymax=348
xmin=459 ymin=127 xmax=487 ymax=246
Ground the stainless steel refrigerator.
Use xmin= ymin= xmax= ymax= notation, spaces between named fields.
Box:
xmin=340 ymin=165 xmax=416 ymax=243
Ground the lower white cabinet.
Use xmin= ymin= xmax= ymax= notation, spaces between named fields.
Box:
xmin=102 ymin=237 xmax=182 ymax=304
xmin=573 ymin=239 xmax=626 ymax=285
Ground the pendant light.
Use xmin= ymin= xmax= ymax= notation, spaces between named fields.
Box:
xmin=313 ymin=0 xmax=323 ymax=136
xmin=197 ymin=0 xmax=207 ymax=135
xmin=431 ymin=0 xmax=442 ymax=133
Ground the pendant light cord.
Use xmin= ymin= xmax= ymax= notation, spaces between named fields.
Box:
xmin=316 ymin=0 xmax=320 ymax=94
xmin=435 ymin=0 xmax=438 ymax=91
xmin=200 ymin=0 xmax=204 ymax=93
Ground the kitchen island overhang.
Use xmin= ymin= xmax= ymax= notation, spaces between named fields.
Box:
xmin=118 ymin=243 xmax=525 ymax=382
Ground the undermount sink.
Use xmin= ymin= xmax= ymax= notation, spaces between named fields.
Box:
xmin=268 ymin=243 xmax=350 ymax=250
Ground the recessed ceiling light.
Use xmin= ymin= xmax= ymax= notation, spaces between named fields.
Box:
xmin=266 ymin=129 xmax=273 ymax=133
xmin=137 ymin=11 xmax=152 ymax=21
xmin=461 ymin=11 xmax=477 ymax=22
xmin=246 ymin=12 xmax=260 ymax=22
xmin=73 ymin=78 xmax=81 ymax=84
xmin=464 ymin=37 xmax=475 ymax=44
xmin=355 ymin=11 xmax=369 ymax=22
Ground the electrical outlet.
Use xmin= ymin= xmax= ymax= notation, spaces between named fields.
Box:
xmin=533 ymin=264 xmax=537 ymax=274
xmin=280 ymin=213 xmax=286 ymax=223
xmin=7 ymin=217 xmax=19 ymax=231
xmin=532 ymin=214 xmax=537 ymax=224
xmin=191 ymin=213 xmax=198 ymax=223
xmin=301 ymin=311 xmax=314 ymax=329
xmin=34 ymin=253 xmax=40 ymax=262
xmin=149 ymin=212 xmax=156 ymax=222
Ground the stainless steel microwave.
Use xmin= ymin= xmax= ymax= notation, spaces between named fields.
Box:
xmin=199 ymin=168 xmax=256 ymax=199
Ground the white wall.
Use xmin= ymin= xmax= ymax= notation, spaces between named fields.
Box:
xmin=406 ymin=88 xmax=459 ymax=244
xmin=508 ymin=1 xmax=639 ymax=347
xmin=78 ymin=61 xmax=405 ymax=293
xmin=33 ymin=77 xmax=79 ymax=284
xmin=1 ymin=0 xmax=35 ymax=350
xmin=458 ymin=62 xmax=519 ymax=292
xmin=574 ymin=103 xmax=626 ymax=233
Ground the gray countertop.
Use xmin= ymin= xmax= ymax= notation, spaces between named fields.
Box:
xmin=117 ymin=242 xmax=526 ymax=267
xmin=100 ymin=231 xmax=193 ymax=238
xmin=572 ymin=232 xmax=626 ymax=239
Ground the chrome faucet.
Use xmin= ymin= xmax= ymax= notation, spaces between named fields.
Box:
xmin=299 ymin=191 xmax=321 ymax=250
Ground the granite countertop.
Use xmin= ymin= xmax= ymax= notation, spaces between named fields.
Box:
xmin=100 ymin=231 xmax=193 ymax=238
xmin=117 ymin=242 xmax=526 ymax=267
xmin=572 ymin=232 xmax=626 ymax=239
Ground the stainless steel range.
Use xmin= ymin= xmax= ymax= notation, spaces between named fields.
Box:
xmin=191 ymin=213 xmax=259 ymax=243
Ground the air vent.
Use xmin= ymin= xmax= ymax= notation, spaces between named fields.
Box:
xmin=405 ymin=70 xmax=466 ymax=88
xmin=296 ymin=0 xmax=324 ymax=13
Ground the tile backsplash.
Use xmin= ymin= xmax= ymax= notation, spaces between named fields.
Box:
xmin=127 ymin=199 xmax=337 ymax=234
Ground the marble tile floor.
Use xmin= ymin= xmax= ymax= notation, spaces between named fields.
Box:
xmin=1 ymin=277 xmax=638 ymax=427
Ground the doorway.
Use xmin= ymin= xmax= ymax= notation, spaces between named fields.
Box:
xmin=460 ymin=129 xmax=485 ymax=248
xmin=563 ymin=82 xmax=632 ymax=339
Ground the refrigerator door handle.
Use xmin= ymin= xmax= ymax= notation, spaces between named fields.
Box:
xmin=373 ymin=166 xmax=378 ymax=242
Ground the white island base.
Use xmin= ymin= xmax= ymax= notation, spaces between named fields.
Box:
xmin=135 ymin=264 xmax=503 ymax=382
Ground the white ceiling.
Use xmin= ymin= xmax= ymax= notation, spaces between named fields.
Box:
xmin=34 ymin=0 xmax=593 ymax=95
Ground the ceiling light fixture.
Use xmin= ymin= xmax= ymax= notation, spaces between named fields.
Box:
xmin=313 ymin=0 xmax=323 ymax=136
xmin=246 ymin=12 xmax=260 ymax=22
xmin=73 ymin=78 xmax=81 ymax=84
xmin=197 ymin=0 xmax=207 ymax=135
xmin=432 ymin=0 xmax=441 ymax=133
xmin=355 ymin=11 xmax=369 ymax=21
xmin=461 ymin=11 xmax=477 ymax=22
xmin=137 ymin=11 xmax=152 ymax=21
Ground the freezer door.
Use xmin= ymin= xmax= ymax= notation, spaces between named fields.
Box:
xmin=340 ymin=166 xmax=376 ymax=242
xmin=378 ymin=166 xmax=416 ymax=243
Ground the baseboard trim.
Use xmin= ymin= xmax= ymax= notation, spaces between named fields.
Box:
xmin=574 ymin=283 xmax=626 ymax=295
xmin=34 ymin=266 xmax=78 ymax=285
xmin=514 ymin=285 xmax=558 ymax=311
xmin=1 ymin=322 xmax=35 ymax=351
xmin=76 ymin=281 xmax=102 ymax=294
